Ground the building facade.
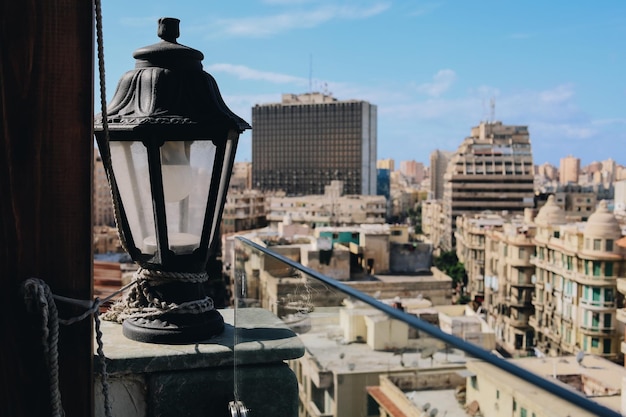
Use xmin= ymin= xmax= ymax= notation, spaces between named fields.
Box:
xmin=221 ymin=189 xmax=267 ymax=235
xmin=399 ymin=160 xmax=425 ymax=184
xmin=531 ymin=197 xmax=625 ymax=360
xmin=441 ymin=121 xmax=535 ymax=250
xmin=94 ymin=149 xmax=115 ymax=227
xmin=252 ymin=93 xmax=377 ymax=196
xmin=559 ymin=155 xmax=580 ymax=185
xmin=429 ymin=149 xmax=452 ymax=200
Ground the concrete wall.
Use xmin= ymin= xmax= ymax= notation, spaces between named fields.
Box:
xmin=389 ymin=242 xmax=432 ymax=274
xmin=302 ymin=244 xmax=351 ymax=281
xmin=346 ymin=277 xmax=452 ymax=306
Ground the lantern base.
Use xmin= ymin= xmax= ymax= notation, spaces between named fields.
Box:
xmin=122 ymin=309 xmax=225 ymax=344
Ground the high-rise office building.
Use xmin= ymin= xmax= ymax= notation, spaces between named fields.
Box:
xmin=252 ymin=93 xmax=377 ymax=196
xmin=442 ymin=121 xmax=535 ymax=250
xmin=429 ymin=149 xmax=452 ymax=200
xmin=559 ymin=155 xmax=580 ymax=185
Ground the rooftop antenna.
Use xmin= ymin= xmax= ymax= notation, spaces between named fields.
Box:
xmin=309 ymin=54 xmax=313 ymax=95
xmin=489 ymin=97 xmax=496 ymax=123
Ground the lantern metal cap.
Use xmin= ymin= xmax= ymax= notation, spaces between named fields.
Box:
xmin=94 ymin=17 xmax=251 ymax=137
xmin=133 ymin=17 xmax=204 ymax=71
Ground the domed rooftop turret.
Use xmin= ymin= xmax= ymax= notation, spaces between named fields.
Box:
xmin=584 ymin=200 xmax=622 ymax=239
xmin=535 ymin=195 xmax=566 ymax=227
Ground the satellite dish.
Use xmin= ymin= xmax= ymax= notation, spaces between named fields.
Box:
xmin=576 ymin=351 xmax=585 ymax=367
xmin=422 ymin=402 xmax=431 ymax=411
xmin=421 ymin=346 xmax=437 ymax=359
xmin=429 ymin=408 xmax=438 ymax=417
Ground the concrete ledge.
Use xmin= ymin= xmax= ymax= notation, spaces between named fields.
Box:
xmin=94 ymin=308 xmax=304 ymax=417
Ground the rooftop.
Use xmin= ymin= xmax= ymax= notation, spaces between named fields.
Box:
xmin=298 ymin=307 xmax=468 ymax=375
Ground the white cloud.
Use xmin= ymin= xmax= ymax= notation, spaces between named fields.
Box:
xmin=539 ymin=84 xmax=575 ymax=104
xmin=206 ymin=63 xmax=308 ymax=85
xmin=408 ymin=2 xmax=442 ymax=17
xmin=416 ymin=69 xmax=457 ymax=97
xmin=211 ymin=2 xmax=391 ymax=38
xmin=532 ymin=122 xmax=596 ymax=140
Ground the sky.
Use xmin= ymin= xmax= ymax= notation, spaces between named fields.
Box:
xmin=98 ymin=1 xmax=626 ymax=167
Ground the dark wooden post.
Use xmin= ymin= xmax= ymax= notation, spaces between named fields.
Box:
xmin=0 ymin=1 xmax=94 ymax=417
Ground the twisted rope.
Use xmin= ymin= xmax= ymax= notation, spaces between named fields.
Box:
xmin=102 ymin=268 xmax=215 ymax=323
xmin=22 ymin=278 xmax=64 ymax=417
xmin=22 ymin=278 xmax=119 ymax=417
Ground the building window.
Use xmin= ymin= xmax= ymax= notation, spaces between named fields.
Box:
xmin=593 ymin=261 xmax=602 ymax=276
xmin=592 ymin=337 xmax=599 ymax=348
xmin=604 ymin=339 xmax=612 ymax=354
xmin=470 ymin=376 xmax=478 ymax=390
xmin=593 ymin=239 xmax=601 ymax=250
xmin=606 ymin=239 xmax=614 ymax=251
xmin=605 ymin=262 xmax=613 ymax=277
xmin=592 ymin=287 xmax=601 ymax=302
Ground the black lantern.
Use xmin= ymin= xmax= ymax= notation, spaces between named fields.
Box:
xmin=94 ymin=18 xmax=250 ymax=343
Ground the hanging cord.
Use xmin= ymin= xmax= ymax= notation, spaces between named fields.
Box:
xmin=21 ymin=278 xmax=124 ymax=417
xmin=22 ymin=278 xmax=64 ymax=417
xmin=102 ymin=268 xmax=215 ymax=323
xmin=94 ymin=1 xmax=114 ymax=414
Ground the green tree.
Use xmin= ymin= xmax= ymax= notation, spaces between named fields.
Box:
xmin=434 ymin=250 xmax=467 ymax=287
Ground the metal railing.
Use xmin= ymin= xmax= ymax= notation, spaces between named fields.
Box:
xmin=234 ymin=236 xmax=621 ymax=417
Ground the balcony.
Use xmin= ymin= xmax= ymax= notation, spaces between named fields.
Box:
xmin=25 ymin=235 xmax=622 ymax=417
xmin=579 ymin=299 xmax=616 ymax=311
xmin=578 ymin=324 xmax=616 ymax=336
xmin=216 ymin=237 xmax=619 ymax=417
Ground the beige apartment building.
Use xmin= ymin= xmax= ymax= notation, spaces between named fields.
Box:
xmin=289 ymin=301 xmax=492 ymax=417
xmin=377 ymin=158 xmax=395 ymax=172
xmin=420 ymin=200 xmax=446 ymax=253
xmin=465 ymin=355 xmax=626 ymax=417
xmin=93 ymin=149 xmax=115 ymax=227
xmin=399 ymin=160 xmax=425 ymax=184
xmin=455 ymin=210 xmax=538 ymax=357
xmin=484 ymin=218 xmax=537 ymax=357
xmin=368 ymin=354 xmax=626 ymax=417
xmin=536 ymin=162 xmax=558 ymax=181
xmin=455 ymin=212 xmax=505 ymax=302
xmin=266 ymin=181 xmax=387 ymax=229
xmin=559 ymin=155 xmax=580 ymax=185
xmin=221 ymin=189 xmax=267 ymax=235
xmin=531 ymin=197 xmax=625 ymax=360
xmin=442 ymin=121 xmax=535 ymax=250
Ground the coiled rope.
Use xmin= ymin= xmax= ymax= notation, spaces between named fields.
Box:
xmin=102 ymin=268 xmax=215 ymax=323
xmin=22 ymin=278 xmax=119 ymax=417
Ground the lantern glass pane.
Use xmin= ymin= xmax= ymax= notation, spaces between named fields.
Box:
xmin=209 ymin=134 xmax=236 ymax=247
xmin=162 ymin=140 xmax=217 ymax=254
xmin=109 ymin=141 xmax=156 ymax=252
